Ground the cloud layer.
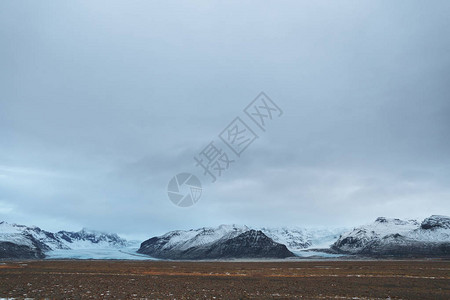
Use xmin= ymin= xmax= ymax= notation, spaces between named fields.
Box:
xmin=1 ymin=1 xmax=449 ymax=237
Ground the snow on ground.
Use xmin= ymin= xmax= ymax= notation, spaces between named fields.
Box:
xmin=46 ymin=246 xmax=156 ymax=260
xmin=292 ymin=250 xmax=347 ymax=258
xmin=259 ymin=227 xmax=347 ymax=251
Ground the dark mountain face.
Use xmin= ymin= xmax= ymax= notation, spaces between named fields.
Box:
xmin=138 ymin=230 xmax=295 ymax=260
xmin=0 ymin=241 xmax=45 ymax=259
xmin=420 ymin=215 xmax=450 ymax=230
xmin=197 ymin=230 xmax=295 ymax=259
xmin=0 ymin=232 xmax=49 ymax=259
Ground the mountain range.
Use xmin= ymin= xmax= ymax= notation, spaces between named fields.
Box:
xmin=0 ymin=221 xmax=126 ymax=259
xmin=1 ymin=215 xmax=449 ymax=260
xmin=137 ymin=216 xmax=450 ymax=259
xmin=136 ymin=224 xmax=343 ymax=259
xmin=331 ymin=215 xmax=450 ymax=257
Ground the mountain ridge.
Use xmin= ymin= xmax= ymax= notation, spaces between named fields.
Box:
xmin=138 ymin=229 xmax=295 ymax=259
xmin=2 ymin=215 xmax=449 ymax=260
xmin=0 ymin=221 xmax=127 ymax=259
xmin=331 ymin=215 xmax=450 ymax=257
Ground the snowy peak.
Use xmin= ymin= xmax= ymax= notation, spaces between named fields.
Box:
xmin=374 ymin=217 xmax=419 ymax=226
xmin=0 ymin=221 xmax=128 ymax=259
xmin=0 ymin=221 xmax=67 ymax=250
xmin=140 ymin=224 xmax=345 ymax=255
xmin=137 ymin=224 xmax=348 ymax=260
xmin=151 ymin=224 xmax=249 ymax=252
xmin=332 ymin=215 xmax=450 ymax=256
xmin=56 ymin=228 xmax=127 ymax=248
xmin=138 ymin=228 xmax=295 ymax=259
xmin=202 ymin=229 xmax=294 ymax=259
xmin=0 ymin=221 xmax=63 ymax=259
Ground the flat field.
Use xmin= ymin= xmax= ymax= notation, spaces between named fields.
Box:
xmin=0 ymin=259 xmax=449 ymax=299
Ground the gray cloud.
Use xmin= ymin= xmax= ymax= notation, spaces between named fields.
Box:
xmin=1 ymin=1 xmax=449 ymax=238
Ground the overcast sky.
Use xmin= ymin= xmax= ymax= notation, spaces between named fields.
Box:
xmin=1 ymin=1 xmax=449 ymax=239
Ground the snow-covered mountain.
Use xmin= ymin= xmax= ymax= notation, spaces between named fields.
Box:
xmin=137 ymin=224 xmax=248 ymax=258
xmin=137 ymin=224 xmax=345 ymax=253
xmin=157 ymin=224 xmax=250 ymax=251
xmin=136 ymin=224 xmax=346 ymax=259
xmin=3 ymin=215 xmax=449 ymax=260
xmin=56 ymin=229 xmax=127 ymax=249
xmin=138 ymin=227 xmax=295 ymax=259
xmin=0 ymin=221 xmax=53 ymax=259
xmin=0 ymin=221 xmax=127 ymax=259
xmin=332 ymin=215 xmax=450 ymax=257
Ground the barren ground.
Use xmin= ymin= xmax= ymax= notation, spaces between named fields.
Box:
xmin=0 ymin=259 xmax=449 ymax=299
